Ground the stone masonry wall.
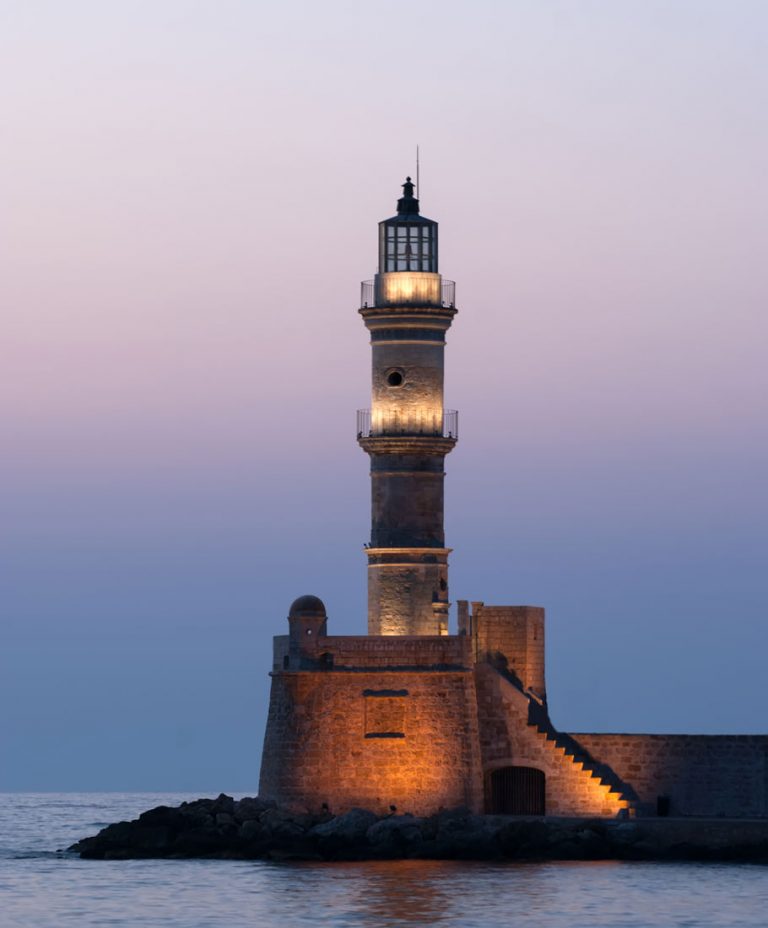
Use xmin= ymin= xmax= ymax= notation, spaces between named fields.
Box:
xmin=326 ymin=635 xmax=470 ymax=668
xmin=275 ymin=632 xmax=471 ymax=671
xmin=470 ymin=604 xmax=546 ymax=698
xmin=367 ymin=559 xmax=448 ymax=636
xmin=259 ymin=668 xmax=484 ymax=816
xmin=572 ymin=733 xmax=768 ymax=818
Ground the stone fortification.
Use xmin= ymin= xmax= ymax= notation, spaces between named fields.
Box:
xmin=257 ymin=179 xmax=766 ymax=826
xmin=260 ymin=596 xmax=768 ymax=821
xmin=570 ymin=733 xmax=768 ymax=818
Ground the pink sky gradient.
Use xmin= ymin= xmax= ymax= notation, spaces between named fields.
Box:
xmin=2 ymin=1 xmax=767 ymax=788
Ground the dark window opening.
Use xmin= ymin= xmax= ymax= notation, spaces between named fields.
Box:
xmin=387 ymin=370 xmax=404 ymax=387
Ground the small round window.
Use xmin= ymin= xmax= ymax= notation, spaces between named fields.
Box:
xmin=386 ymin=370 xmax=404 ymax=387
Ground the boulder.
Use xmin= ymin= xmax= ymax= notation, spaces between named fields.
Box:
xmin=233 ymin=797 xmax=274 ymax=823
xmin=366 ymin=815 xmax=424 ymax=855
xmin=310 ymin=808 xmax=378 ymax=855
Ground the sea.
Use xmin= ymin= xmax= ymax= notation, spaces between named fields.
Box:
xmin=1 ymin=793 xmax=767 ymax=928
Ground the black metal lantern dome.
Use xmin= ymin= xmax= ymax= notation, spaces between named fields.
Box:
xmin=378 ymin=177 xmax=438 ymax=274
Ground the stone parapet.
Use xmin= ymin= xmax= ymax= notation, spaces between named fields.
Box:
xmin=276 ymin=632 xmax=472 ymax=671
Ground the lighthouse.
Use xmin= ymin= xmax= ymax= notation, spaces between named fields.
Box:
xmin=259 ymin=175 xmax=688 ymax=821
xmin=357 ymin=177 xmax=458 ymax=636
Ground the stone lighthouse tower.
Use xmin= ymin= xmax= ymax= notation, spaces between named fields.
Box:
xmin=357 ymin=178 xmax=458 ymax=636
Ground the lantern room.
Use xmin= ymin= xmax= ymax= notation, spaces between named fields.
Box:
xmin=361 ymin=177 xmax=454 ymax=310
xmin=378 ymin=177 xmax=438 ymax=273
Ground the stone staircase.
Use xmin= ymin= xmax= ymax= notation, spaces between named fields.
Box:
xmin=525 ymin=692 xmax=640 ymax=817
xmin=479 ymin=662 xmax=639 ymax=818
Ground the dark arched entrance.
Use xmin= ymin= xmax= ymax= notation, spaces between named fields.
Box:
xmin=489 ymin=766 xmax=545 ymax=815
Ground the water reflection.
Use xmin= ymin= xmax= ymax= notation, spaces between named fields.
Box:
xmin=267 ymin=859 xmax=634 ymax=928
xmin=306 ymin=860 xmax=457 ymax=925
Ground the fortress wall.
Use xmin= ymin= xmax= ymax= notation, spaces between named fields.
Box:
xmin=471 ymin=605 xmax=546 ymax=697
xmin=322 ymin=635 xmax=471 ymax=668
xmin=572 ymin=733 xmax=768 ymax=818
xmin=259 ymin=669 xmax=483 ymax=816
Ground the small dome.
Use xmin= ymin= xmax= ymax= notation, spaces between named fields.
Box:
xmin=288 ymin=595 xmax=326 ymax=617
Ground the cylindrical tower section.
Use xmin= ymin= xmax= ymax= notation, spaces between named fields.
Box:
xmin=358 ymin=178 xmax=457 ymax=636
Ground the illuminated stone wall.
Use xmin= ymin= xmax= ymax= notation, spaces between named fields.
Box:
xmin=259 ymin=668 xmax=483 ymax=816
xmin=366 ymin=552 xmax=449 ymax=637
xmin=467 ymin=603 xmax=546 ymax=698
xmin=319 ymin=634 xmax=470 ymax=669
xmin=261 ymin=608 xmax=767 ymax=820
xmin=571 ymin=733 xmax=768 ymax=817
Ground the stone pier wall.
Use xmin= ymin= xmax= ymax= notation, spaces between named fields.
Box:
xmin=572 ymin=733 xmax=768 ymax=817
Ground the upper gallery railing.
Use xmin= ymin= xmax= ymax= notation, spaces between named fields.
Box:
xmin=357 ymin=408 xmax=458 ymax=440
xmin=360 ymin=278 xmax=456 ymax=310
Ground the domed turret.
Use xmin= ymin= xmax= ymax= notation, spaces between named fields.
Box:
xmin=287 ymin=594 xmax=328 ymax=650
xmin=289 ymin=595 xmax=326 ymax=618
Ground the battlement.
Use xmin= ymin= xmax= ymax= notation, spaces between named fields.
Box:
xmin=273 ymin=632 xmax=472 ymax=672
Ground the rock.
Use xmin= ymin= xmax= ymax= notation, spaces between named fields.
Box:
xmin=211 ymin=794 xmax=235 ymax=815
xmin=69 ymin=798 xmax=768 ymax=863
xmin=366 ymin=815 xmax=424 ymax=855
xmin=428 ymin=810 xmax=504 ymax=859
xmin=310 ymin=808 xmax=378 ymax=856
xmin=498 ymin=819 xmax=558 ymax=858
xmin=239 ymin=819 xmax=264 ymax=840
xmin=233 ymin=797 xmax=274 ymax=823
xmin=260 ymin=808 xmax=306 ymax=839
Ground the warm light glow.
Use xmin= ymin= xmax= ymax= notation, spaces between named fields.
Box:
xmin=375 ymin=272 xmax=441 ymax=307
xmin=370 ymin=405 xmax=445 ymax=436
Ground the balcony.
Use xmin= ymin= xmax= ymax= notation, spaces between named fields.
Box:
xmin=357 ymin=408 xmax=458 ymax=440
xmin=360 ymin=277 xmax=455 ymax=310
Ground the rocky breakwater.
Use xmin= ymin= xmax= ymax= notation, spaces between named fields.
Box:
xmin=69 ymin=795 xmax=768 ymax=862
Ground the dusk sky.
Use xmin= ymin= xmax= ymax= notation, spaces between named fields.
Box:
xmin=2 ymin=0 xmax=767 ymax=790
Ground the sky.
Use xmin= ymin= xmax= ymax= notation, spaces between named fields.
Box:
xmin=2 ymin=0 xmax=767 ymax=790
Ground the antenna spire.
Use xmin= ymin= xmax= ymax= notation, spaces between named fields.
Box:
xmin=416 ymin=145 xmax=420 ymax=200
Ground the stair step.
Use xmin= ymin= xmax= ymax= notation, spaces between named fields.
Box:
xmin=527 ymin=720 xmax=638 ymax=812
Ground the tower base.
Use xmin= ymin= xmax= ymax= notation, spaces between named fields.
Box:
xmin=366 ymin=547 xmax=451 ymax=636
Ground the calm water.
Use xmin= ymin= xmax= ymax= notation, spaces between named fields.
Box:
xmin=0 ymin=793 xmax=767 ymax=927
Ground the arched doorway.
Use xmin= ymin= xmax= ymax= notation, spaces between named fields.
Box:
xmin=489 ymin=766 xmax=545 ymax=815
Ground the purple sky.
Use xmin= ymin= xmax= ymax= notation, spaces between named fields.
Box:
xmin=2 ymin=1 xmax=767 ymax=789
